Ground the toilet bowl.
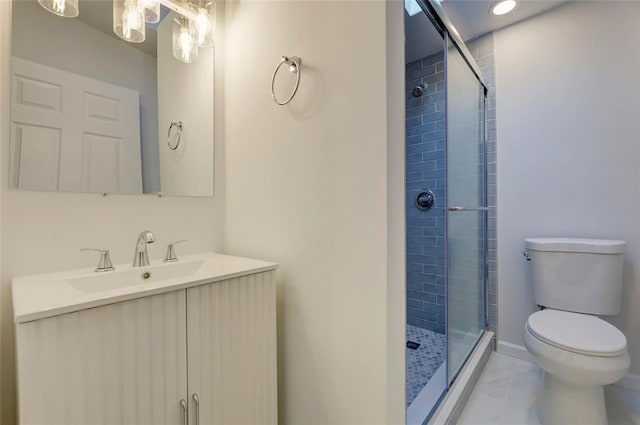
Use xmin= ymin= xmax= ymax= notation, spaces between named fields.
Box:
xmin=522 ymin=237 xmax=628 ymax=425
xmin=523 ymin=309 xmax=630 ymax=425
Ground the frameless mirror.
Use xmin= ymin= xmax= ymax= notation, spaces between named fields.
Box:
xmin=9 ymin=0 xmax=214 ymax=197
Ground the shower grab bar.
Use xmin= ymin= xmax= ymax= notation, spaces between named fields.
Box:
xmin=447 ymin=206 xmax=489 ymax=212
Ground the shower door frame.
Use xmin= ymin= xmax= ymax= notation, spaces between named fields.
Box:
xmin=443 ymin=30 xmax=489 ymax=385
xmin=416 ymin=0 xmax=490 ymax=389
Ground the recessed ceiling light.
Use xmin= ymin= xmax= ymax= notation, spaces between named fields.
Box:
xmin=491 ymin=0 xmax=517 ymax=16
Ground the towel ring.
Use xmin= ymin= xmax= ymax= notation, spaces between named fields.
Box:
xmin=167 ymin=121 xmax=183 ymax=150
xmin=271 ymin=56 xmax=301 ymax=106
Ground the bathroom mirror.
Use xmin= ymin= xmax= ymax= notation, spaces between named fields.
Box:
xmin=9 ymin=0 xmax=214 ymax=197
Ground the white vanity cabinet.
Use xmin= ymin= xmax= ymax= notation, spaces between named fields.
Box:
xmin=14 ymin=256 xmax=277 ymax=425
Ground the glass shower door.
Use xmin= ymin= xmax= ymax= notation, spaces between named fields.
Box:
xmin=444 ymin=32 xmax=487 ymax=383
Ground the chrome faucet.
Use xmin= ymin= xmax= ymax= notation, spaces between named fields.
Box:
xmin=132 ymin=230 xmax=156 ymax=267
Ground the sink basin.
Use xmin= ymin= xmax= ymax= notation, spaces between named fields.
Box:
xmin=68 ymin=260 xmax=204 ymax=294
xmin=13 ymin=252 xmax=279 ymax=323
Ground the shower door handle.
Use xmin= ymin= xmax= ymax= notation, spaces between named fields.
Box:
xmin=447 ymin=206 xmax=489 ymax=212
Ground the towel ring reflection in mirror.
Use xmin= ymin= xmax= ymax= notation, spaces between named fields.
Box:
xmin=271 ymin=56 xmax=301 ymax=106
xmin=168 ymin=121 xmax=183 ymax=150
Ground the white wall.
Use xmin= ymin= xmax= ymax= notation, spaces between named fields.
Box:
xmin=0 ymin=2 xmax=226 ymax=423
xmin=386 ymin=0 xmax=406 ymax=421
xmin=11 ymin=0 xmax=161 ymax=193
xmin=222 ymin=0 xmax=404 ymax=423
xmin=495 ymin=1 xmax=640 ymax=379
xmin=157 ymin=12 xmax=214 ymax=197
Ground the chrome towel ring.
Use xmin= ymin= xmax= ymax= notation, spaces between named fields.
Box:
xmin=167 ymin=121 xmax=183 ymax=150
xmin=271 ymin=56 xmax=301 ymax=106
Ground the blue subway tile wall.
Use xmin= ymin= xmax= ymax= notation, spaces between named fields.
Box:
xmin=406 ymin=50 xmax=446 ymax=334
xmin=405 ymin=33 xmax=497 ymax=336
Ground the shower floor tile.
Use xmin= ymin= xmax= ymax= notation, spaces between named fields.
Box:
xmin=406 ymin=324 xmax=446 ymax=406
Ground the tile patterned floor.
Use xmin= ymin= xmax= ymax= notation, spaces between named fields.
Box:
xmin=406 ymin=324 xmax=446 ymax=406
xmin=458 ymin=352 xmax=640 ymax=425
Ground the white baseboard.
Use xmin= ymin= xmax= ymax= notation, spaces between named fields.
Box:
xmin=616 ymin=373 xmax=640 ymax=392
xmin=497 ymin=340 xmax=640 ymax=393
xmin=496 ymin=340 xmax=535 ymax=364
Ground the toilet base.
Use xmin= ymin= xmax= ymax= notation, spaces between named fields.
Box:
xmin=540 ymin=372 xmax=607 ymax=425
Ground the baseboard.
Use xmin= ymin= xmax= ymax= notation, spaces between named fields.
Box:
xmin=496 ymin=340 xmax=535 ymax=364
xmin=615 ymin=373 xmax=640 ymax=392
xmin=497 ymin=340 xmax=640 ymax=393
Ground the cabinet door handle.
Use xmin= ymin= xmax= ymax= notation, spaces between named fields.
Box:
xmin=180 ymin=399 xmax=188 ymax=425
xmin=192 ymin=393 xmax=200 ymax=425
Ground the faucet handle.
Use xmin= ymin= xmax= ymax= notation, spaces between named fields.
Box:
xmin=163 ymin=240 xmax=187 ymax=263
xmin=81 ymin=248 xmax=115 ymax=272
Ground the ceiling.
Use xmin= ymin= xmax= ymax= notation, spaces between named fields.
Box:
xmin=405 ymin=0 xmax=572 ymax=63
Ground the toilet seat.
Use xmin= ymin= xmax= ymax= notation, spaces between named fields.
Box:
xmin=526 ymin=309 xmax=627 ymax=357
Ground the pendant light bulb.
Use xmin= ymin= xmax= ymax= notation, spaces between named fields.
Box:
xmin=123 ymin=5 xmax=143 ymax=38
xmin=196 ymin=8 xmax=210 ymax=42
xmin=178 ymin=28 xmax=194 ymax=61
xmin=194 ymin=2 xmax=215 ymax=48
xmin=38 ymin=0 xmax=79 ymax=18
xmin=173 ymin=17 xmax=199 ymax=64
xmin=114 ymin=0 xmax=146 ymax=43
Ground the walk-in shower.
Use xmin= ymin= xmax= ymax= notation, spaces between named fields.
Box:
xmin=405 ymin=0 xmax=490 ymax=422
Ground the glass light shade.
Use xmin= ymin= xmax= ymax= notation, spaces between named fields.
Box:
xmin=173 ymin=17 xmax=199 ymax=64
xmin=38 ymin=0 xmax=79 ymax=18
xmin=141 ymin=0 xmax=160 ymax=24
xmin=113 ymin=0 xmax=146 ymax=43
xmin=195 ymin=3 xmax=215 ymax=48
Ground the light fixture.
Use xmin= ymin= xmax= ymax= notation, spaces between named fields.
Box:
xmin=38 ymin=0 xmax=79 ymax=17
xmin=173 ymin=16 xmax=199 ymax=64
xmin=38 ymin=0 xmax=216 ymax=64
xmin=194 ymin=1 xmax=215 ymax=48
xmin=491 ymin=0 xmax=517 ymax=16
xmin=141 ymin=0 xmax=160 ymax=24
xmin=114 ymin=0 xmax=146 ymax=43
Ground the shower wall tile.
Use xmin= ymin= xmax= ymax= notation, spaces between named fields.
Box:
xmin=405 ymin=33 xmax=498 ymax=337
xmin=406 ymin=50 xmax=446 ymax=335
xmin=466 ymin=33 xmax=498 ymax=335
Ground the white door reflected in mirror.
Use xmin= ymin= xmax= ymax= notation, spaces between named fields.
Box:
xmin=9 ymin=0 xmax=215 ymax=197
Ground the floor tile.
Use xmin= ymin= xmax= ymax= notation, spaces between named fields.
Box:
xmin=458 ymin=352 xmax=640 ymax=425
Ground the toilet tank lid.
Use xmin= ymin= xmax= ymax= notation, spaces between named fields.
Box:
xmin=524 ymin=238 xmax=626 ymax=254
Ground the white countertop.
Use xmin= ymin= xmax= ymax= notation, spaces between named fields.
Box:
xmin=12 ymin=252 xmax=278 ymax=323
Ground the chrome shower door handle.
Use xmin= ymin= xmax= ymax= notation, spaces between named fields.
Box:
xmin=447 ymin=206 xmax=490 ymax=212
xmin=180 ymin=399 xmax=188 ymax=425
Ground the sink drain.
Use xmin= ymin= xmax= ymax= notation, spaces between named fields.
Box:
xmin=141 ymin=272 xmax=152 ymax=280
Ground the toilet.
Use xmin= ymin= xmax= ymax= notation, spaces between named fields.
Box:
xmin=522 ymin=238 xmax=630 ymax=425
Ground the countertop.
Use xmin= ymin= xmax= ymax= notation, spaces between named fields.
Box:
xmin=12 ymin=252 xmax=278 ymax=323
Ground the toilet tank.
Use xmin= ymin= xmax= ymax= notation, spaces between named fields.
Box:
xmin=524 ymin=238 xmax=625 ymax=315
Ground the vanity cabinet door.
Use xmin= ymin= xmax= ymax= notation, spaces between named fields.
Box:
xmin=186 ymin=271 xmax=278 ymax=425
xmin=16 ymin=290 xmax=188 ymax=425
